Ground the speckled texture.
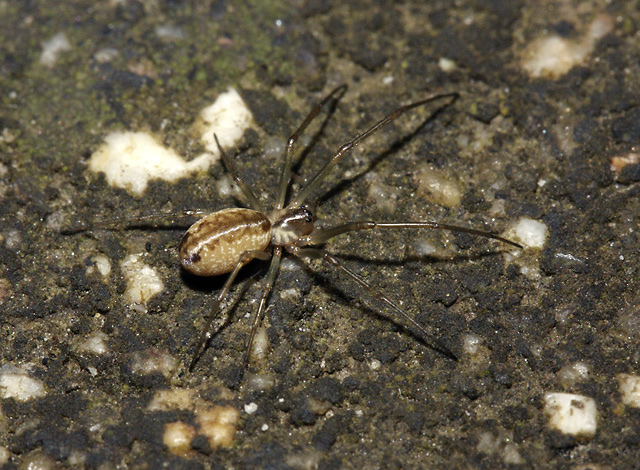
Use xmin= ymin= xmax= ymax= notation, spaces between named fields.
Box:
xmin=1 ymin=0 xmax=640 ymax=468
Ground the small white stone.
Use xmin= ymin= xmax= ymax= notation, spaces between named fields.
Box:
xmin=93 ymin=47 xmax=119 ymax=63
xmin=40 ymin=32 xmax=71 ymax=67
xmin=502 ymin=443 xmax=523 ymax=465
xmin=78 ymin=332 xmax=109 ymax=355
xmin=250 ymin=327 xmax=270 ymax=364
xmin=366 ymin=175 xmax=397 ymax=213
xmin=163 ymin=422 xmax=196 ymax=456
xmin=196 ymin=405 xmax=240 ymax=449
xmin=19 ymin=450 xmax=56 ymax=470
xmin=244 ymin=402 xmax=258 ymax=414
xmin=557 ymin=361 xmax=590 ymax=388
xmin=476 ymin=432 xmax=498 ymax=454
xmin=155 ymin=24 xmax=185 ymax=40
xmin=3 ymin=229 xmax=21 ymax=250
xmin=130 ymin=348 xmax=176 ymax=377
xmin=147 ymin=388 xmax=195 ymax=411
xmin=92 ymin=255 xmax=111 ymax=277
xmin=521 ymin=36 xmax=579 ymax=79
xmin=285 ymin=450 xmax=322 ymax=470
xmin=369 ymin=359 xmax=381 ymax=371
xmin=196 ymin=87 xmax=253 ymax=155
xmin=415 ymin=164 xmax=461 ymax=208
xmin=617 ymin=374 xmax=640 ymax=408
xmin=506 ymin=218 xmax=548 ymax=249
xmin=0 ymin=446 xmax=10 ymax=465
xmin=279 ymin=287 xmax=301 ymax=302
xmin=543 ymin=392 xmax=597 ymax=438
xmin=120 ymin=254 xmax=164 ymax=307
xmin=215 ymin=174 xmax=241 ymax=199
xmin=438 ymin=57 xmax=457 ymax=72
xmin=520 ymin=14 xmax=613 ymax=79
xmin=246 ymin=373 xmax=276 ymax=391
xmin=462 ymin=334 xmax=483 ymax=355
xmin=0 ymin=366 xmax=46 ymax=401
xmin=411 ymin=239 xmax=437 ymax=258
xmin=67 ymin=450 xmax=87 ymax=467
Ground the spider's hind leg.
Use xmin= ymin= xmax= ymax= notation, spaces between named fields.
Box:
xmin=189 ymin=249 xmax=271 ymax=371
xmin=241 ymin=247 xmax=283 ymax=371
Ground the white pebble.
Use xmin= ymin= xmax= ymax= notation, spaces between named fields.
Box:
xmin=543 ymin=392 xmax=597 ymax=438
xmin=557 ymin=361 xmax=590 ymax=388
xmin=617 ymin=374 xmax=640 ymax=408
xmin=19 ymin=450 xmax=56 ymax=470
xmin=520 ymin=14 xmax=613 ymax=79
xmin=0 ymin=446 xmax=10 ymax=465
xmin=476 ymin=432 xmax=498 ymax=454
xmin=244 ymin=402 xmax=258 ymax=414
xmin=215 ymin=174 xmax=242 ymax=199
xmin=120 ymin=254 xmax=164 ymax=307
xmin=3 ymin=229 xmax=21 ymax=250
xmin=78 ymin=332 xmax=110 ymax=355
xmin=130 ymin=348 xmax=176 ymax=377
xmin=89 ymin=88 xmax=252 ymax=195
xmin=92 ymin=255 xmax=111 ymax=277
xmin=415 ymin=165 xmax=461 ymax=208
xmin=506 ymin=218 xmax=548 ymax=249
xmin=366 ymin=175 xmax=397 ymax=213
xmin=93 ymin=47 xmax=119 ymax=63
xmin=279 ymin=287 xmax=301 ymax=302
xmin=196 ymin=87 xmax=253 ymax=155
xmin=502 ymin=443 xmax=523 ymax=465
xmin=438 ymin=57 xmax=457 ymax=72
xmin=0 ymin=366 xmax=46 ymax=401
xmin=89 ymin=131 xmax=213 ymax=196
xmin=163 ymin=422 xmax=196 ymax=456
xmin=39 ymin=32 xmax=71 ymax=67
xmin=147 ymin=388 xmax=195 ymax=411
xmin=155 ymin=24 xmax=185 ymax=40
xmin=67 ymin=451 xmax=87 ymax=467
xmin=462 ymin=333 xmax=483 ymax=355
xmin=410 ymin=239 xmax=437 ymax=257
xmin=250 ymin=327 xmax=269 ymax=364
xmin=196 ymin=406 xmax=240 ymax=449
xmin=245 ymin=373 xmax=276 ymax=392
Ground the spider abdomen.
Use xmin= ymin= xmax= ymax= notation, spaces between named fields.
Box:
xmin=179 ymin=208 xmax=271 ymax=276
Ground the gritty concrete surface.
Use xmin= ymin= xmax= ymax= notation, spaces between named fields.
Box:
xmin=1 ymin=0 xmax=640 ymax=469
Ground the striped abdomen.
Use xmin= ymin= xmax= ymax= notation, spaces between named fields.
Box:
xmin=179 ymin=208 xmax=271 ymax=276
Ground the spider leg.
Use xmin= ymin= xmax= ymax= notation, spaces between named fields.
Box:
xmin=299 ymin=221 xmax=523 ymax=249
xmin=241 ymin=247 xmax=283 ymax=370
xmin=288 ymin=245 xmax=458 ymax=361
xmin=61 ymin=210 xmax=210 ymax=234
xmin=275 ymin=85 xmax=348 ymax=210
xmin=189 ymin=249 xmax=272 ymax=371
xmin=288 ymin=92 xmax=459 ymax=209
xmin=214 ymin=134 xmax=264 ymax=213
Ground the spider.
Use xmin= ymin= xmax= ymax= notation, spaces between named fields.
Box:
xmin=67 ymin=84 xmax=522 ymax=373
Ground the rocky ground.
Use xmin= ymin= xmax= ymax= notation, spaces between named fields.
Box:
xmin=1 ymin=0 xmax=639 ymax=469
